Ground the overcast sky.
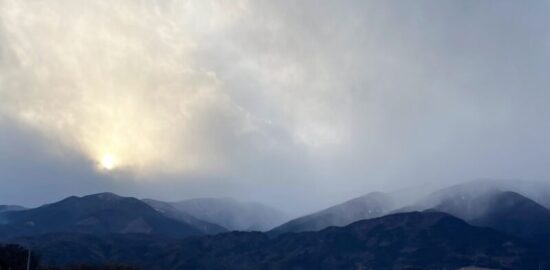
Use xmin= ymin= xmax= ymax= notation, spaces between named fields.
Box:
xmin=1 ymin=0 xmax=550 ymax=215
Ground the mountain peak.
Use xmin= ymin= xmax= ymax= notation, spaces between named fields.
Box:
xmin=0 ymin=193 xmax=202 ymax=238
xmin=270 ymin=192 xmax=394 ymax=235
xmin=86 ymin=192 xmax=122 ymax=200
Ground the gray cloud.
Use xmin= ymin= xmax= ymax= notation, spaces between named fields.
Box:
xmin=1 ymin=0 xmax=550 ymax=215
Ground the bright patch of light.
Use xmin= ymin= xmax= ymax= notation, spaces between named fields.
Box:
xmin=100 ymin=154 xmax=116 ymax=170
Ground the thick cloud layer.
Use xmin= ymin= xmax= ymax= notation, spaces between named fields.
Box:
xmin=1 ymin=0 xmax=550 ymax=214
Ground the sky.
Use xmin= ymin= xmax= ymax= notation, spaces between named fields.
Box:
xmin=1 ymin=0 xmax=550 ymax=215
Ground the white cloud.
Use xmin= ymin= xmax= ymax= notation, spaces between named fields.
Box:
xmin=0 ymin=0 xmax=351 ymax=178
xmin=3 ymin=0 xmax=550 ymax=212
xmin=0 ymin=0 xmax=255 ymax=174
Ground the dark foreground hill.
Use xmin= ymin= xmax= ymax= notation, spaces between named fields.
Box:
xmin=0 ymin=193 xmax=202 ymax=238
xmin=0 ymin=243 xmax=137 ymax=270
xmin=10 ymin=212 xmax=546 ymax=270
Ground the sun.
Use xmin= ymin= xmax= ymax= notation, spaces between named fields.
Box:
xmin=100 ymin=154 xmax=117 ymax=170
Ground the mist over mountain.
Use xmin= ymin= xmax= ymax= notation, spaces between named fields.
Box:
xmin=479 ymin=179 xmax=550 ymax=210
xmin=268 ymin=179 xmax=550 ymax=242
xmin=1 ymin=181 xmax=550 ymax=269
xmin=161 ymin=198 xmax=288 ymax=231
xmin=371 ymin=180 xmax=550 ymax=246
xmin=270 ymin=192 xmax=395 ymax=235
xmin=142 ymin=199 xmax=227 ymax=234
xmin=1 ymin=0 xmax=550 ymax=269
xmin=414 ymin=179 xmax=550 ymax=212
xmin=428 ymin=189 xmax=550 ymax=245
xmin=470 ymin=191 xmax=550 ymax=244
xmin=3 ymin=0 xmax=550 ymax=216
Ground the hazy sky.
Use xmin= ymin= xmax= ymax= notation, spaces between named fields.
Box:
xmin=1 ymin=0 xmax=550 ymax=215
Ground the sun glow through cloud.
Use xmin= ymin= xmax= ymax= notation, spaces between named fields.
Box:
xmin=0 ymin=0 xmax=259 ymax=175
xmin=100 ymin=154 xmax=116 ymax=170
xmin=0 ymin=0 xmax=350 ymax=178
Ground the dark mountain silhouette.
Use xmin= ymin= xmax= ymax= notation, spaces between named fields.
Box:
xmin=11 ymin=211 xmax=543 ymax=270
xmin=142 ymin=199 xmax=227 ymax=234
xmin=1 ymin=186 xmax=550 ymax=269
xmin=164 ymin=197 xmax=287 ymax=231
xmin=0 ymin=193 xmax=202 ymax=238
xmin=270 ymin=192 xmax=394 ymax=235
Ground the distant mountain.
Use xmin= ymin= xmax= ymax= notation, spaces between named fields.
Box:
xmin=0 ymin=205 xmax=25 ymax=213
xmin=411 ymin=181 xmax=550 ymax=244
xmin=468 ymin=191 xmax=550 ymax=244
xmin=418 ymin=179 xmax=550 ymax=210
xmin=11 ymin=212 xmax=544 ymax=270
xmin=270 ymin=192 xmax=394 ymax=235
xmin=0 ymin=193 xmax=202 ymax=238
xmin=142 ymin=199 xmax=227 ymax=234
xmin=402 ymin=180 xmax=502 ymax=215
xmin=414 ymin=183 xmax=502 ymax=220
xmin=163 ymin=198 xmax=287 ymax=231
xmin=480 ymin=179 xmax=550 ymax=210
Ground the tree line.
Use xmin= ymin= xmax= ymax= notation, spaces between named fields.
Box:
xmin=0 ymin=244 xmax=138 ymax=270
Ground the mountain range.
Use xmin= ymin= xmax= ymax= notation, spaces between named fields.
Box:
xmin=0 ymin=193 xmax=203 ymax=238
xmin=11 ymin=211 xmax=545 ymax=270
xmin=271 ymin=180 xmax=550 ymax=237
xmin=2 ymin=179 xmax=550 ymax=269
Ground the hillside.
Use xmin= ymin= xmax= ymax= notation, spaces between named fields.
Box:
xmin=0 ymin=193 xmax=202 ymax=238
xmin=11 ymin=211 xmax=544 ymax=270
xmin=270 ymin=192 xmax=394 ymax=235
